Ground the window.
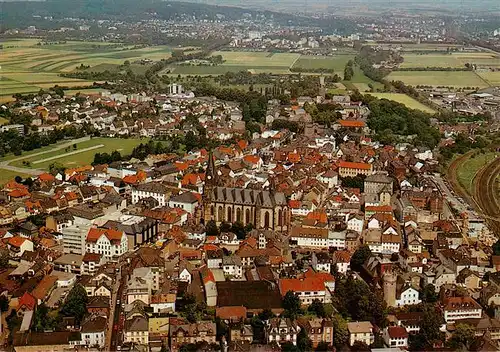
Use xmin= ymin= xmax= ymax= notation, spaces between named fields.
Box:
xmin=227 ymin=207 xmax=233 ymax=223
xmin=236 ymin=208 xmax=242 ymax=222
xmin=264 ymin=211 xmax=271 ymax=229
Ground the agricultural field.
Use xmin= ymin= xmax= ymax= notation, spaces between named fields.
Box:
xmin=367 ymin=42 xmax=466 ymax=52
xmin=400 ymin=52 xmax=500 ymax=69
xmin=386 ymin=71 xmax=490 ymax=88
xmin=367 ymin=93 xmax=436 ymax=113
xmin=291 ymin=54 xmax=354 ymax=73
xmin=477 ymin=71 xmax=500 ymax=86
xmin=0 ymin=39 xmax=176 ymax=99
xmin=0 ymin=170 xmax=30 ymax=186
xmin=7 ymin=137 xmax=144 ymax=170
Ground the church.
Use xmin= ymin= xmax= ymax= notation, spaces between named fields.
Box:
xmin=200 ymin=152 xmax=290 ymax=232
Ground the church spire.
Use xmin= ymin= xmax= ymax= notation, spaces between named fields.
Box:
xmin=205 ymin=150 xmax=217 ymax=187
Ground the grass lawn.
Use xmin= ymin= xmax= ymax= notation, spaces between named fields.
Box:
xmin=291 ymin=54 xmax=354 ymax=74
xmin=367 ymin=93 xmax=436 ymax=113
xmin=401 ymin=53 xmax=500 ymax=68
xmin=10 ymin=137 xmax=145 ymax=170
xmin=387 ymin=71 xmax=490 ymax=88
xmin=212 ymin=51 xmax=300 ymax=67
xmin=0 ymin=117 xmax=9 ymax=125
xmin=457 ymin=152 xmax=498 ymax=193
xmin=0 ymin=170 xmax=30 ymax=186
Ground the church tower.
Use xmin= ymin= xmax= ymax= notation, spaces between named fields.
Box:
xmin=202 ymin=150 xmax=217 ymax=224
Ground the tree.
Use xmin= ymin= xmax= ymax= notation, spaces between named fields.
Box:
xmin=350 ymin=245 xmax=372 ymax=271
xmin=61 ymin=284 xmax=88 ymax=324
xmin=331 ymin=313 xmax=349 ymax=348
xmin=160 ymin=344 xmax=168 ymax=352
xmin=421 ymin=284 xmax=438 ymax=303
xmin=283 ymin=291 xmax=302 ymax=319
xmin=0 ymin=248 xmax=9 ymax=268
xmin=493 ymin=239 xmax=500 ymax=255
xmin=281 ymin=342 xmax=300 ymax=352
xmin=0 ymin=295 xmax=9 ymax=312
xmin=410 ymin=304 xmax=444 ymax=350
xmin=315 ymin=342 xmax=330 ymax=351
xmin=14 ymin=175 xmax=23 ymax=184
xmin=258 ymin=308 xmax=274 ymax=321
xmin=308 ymin=299 xmax=326 ymax=318
xmin=351 ymin=341 xmax=370 ymax=351
xmin=297 ymin=328 xmax=312 ymax=352
xmin=205 ymin=220 xmax=219 ymax=237
xmin=447 ymin=323 xmax=475 ymax=350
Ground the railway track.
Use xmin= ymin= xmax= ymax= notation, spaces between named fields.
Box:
xmin=474 ymin=156 xmax=500 ymax=234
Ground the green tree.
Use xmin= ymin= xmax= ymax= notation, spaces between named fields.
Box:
xmin=493 ymin=239 xmax=500 ymax=255
xmin=297 ymin=328 xmax=312 ymax=352
xmin=350 ymin=245 xmax=372 ymax=271
xmin=283 ymin=291 xmax=302 ymax=319
xmin=410 ymin=304 xmax=444 ymax=350
xmin=421 ymin=284 xmax=438 ymax=303
xmin=0 ymin=295 xmax=9 ymax=312
xmin=308 ymin=299 xmax=326 ymax=318
xmin=61 ymin=284 xmax=88 ymax=324
xmin=205 ymin=220 xmax=219 ymax=237
xmin=0 ymin=248 xmax=9 ymax=268
xmin=315 ymin=342 xmax=330 ymax=351
xmin=351 ymin=341 xmax=370 ymax=351
xmin=281 ymin=342 xmax=300 ymax=352
xmin=447 ymin=323 xmax=475 ymax=350
xmin=331 ymin=313 xmax=349 ymax=348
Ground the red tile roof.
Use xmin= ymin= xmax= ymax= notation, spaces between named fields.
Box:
xmin=279 ymin=277 xmax=327 ymax=294
xmin=339 ymin=120 xmax=365 ymax=128
xmin=387 ymin=326 xmax=409 ymax=339
xmin=8 ymin=236 xmax=27 ymax=248
xmin=339 ymin=161 xmax=372 ymax=170
xmin=86 ymin=228 xmax=123 ymax=243
xmin=38 ymin=173 xmax=56 ymax=182
xmin=17 ymin=292 xmax=37 ymax=311
xmin=216 ymin=306 xmax=247 ymax=320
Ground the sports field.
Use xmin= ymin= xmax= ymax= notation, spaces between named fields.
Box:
xmin=0 ymin=39 xmax=175 ymax=98
xmin=387 ymin=71 xmax=490 ymax=88
xmin=6 ymin=137 xmax=144 ymax=170
xmin=400 ymin=52 xmax=500 ymax=69
xmin=367 ymin=93 xmax=436 ymax=113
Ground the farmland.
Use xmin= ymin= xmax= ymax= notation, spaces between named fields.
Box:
xmin=386 ymin=71 xmax=490 ymax=88
xmin=400 ymin=52 xmax=500 ymax=69
xmin=0 ymin=39 xmax=175 ymax=99
xmin=0 ymin=169 xmax=30 ymax=186
xmin=477 ymin=71 xmax=500 ymax=86
xmin=291 ymin=54 xmax=354 ymax=73
xmin=367 ymin=93 xmax=436 ymax=113
xmin=7 ymin=137 xmax=144 ymax=170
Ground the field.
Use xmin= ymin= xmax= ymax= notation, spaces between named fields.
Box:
xmin=386 ymin=71 xmax=490 ymax=88
xmin=367 ymin=93 xmax=436 ymax=113
xmin=0 ymin=170 xmax=30 ymax=186
xmin=400 ymin=52 xmax=500 ymax=69
xmin=0 ymin=39 xmax=176 ymax=99
xmin=4 ymin=137 xmax=144 ymax=170
xmin=367 ymin=42 xmax=466 ymax=52
xmin=457 ymin=152 xmax=498 ymax=194
xmin=291 ymin=54 xmax=354 ymax=74
xmin=477 ymin=71 xmax=500 ymax=86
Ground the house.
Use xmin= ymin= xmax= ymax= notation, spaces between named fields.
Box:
xmin=396 ymin=284 xmax=421 ymax=307
xmin=298 ymin=318 xmax=333 ymax=348
xmin=216 ymin=306 xmax=247 ymax=322
xmin=223 ymin=256 xmax=243 ymax=278
xmin=443 ymin=296 xmax=482 ymax=323
xmin=279 ymin=270 xmax=335 ymax=305
xmin=338 ymin=161 xmax=373 ymax=177
xmin=230 ymin=324 xmax=254 ymax=343
xmin=347 ymin=321 xmax=374 ymax=346
xmin=169 ymin=191 xmax=199 ymax=215
xmin=132 ymin=182 xmax=170 ymax=206
xmin=8 ymin=237 xmax=34 ymax=257
xmin=169 ymin=321 xmax=216 ymax=351
xmin=79 ymin=316 xmax=107 ymax=348
xmin=312 ymin=252 xmax=333 ymax=273
xmin=290 ymin=226 xmax=329 ymax=249
xmin=87 ymin=296 xmax=110 ymax=317
xmin=85 ymin=228 xmax=128 ymax=262
xmin=383 ymin=326 xmax=409 ymax=349
xmin=124 ymin=315 xmax=149 ymax=345
xmin=17 ymin=292 xmax=37 ymax=315
xmin=265 ymin=318 xmax=300 ymax=346
xmin=334 ymin=250 xmax=352 ymax=275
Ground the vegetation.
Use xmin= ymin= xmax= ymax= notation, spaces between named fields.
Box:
xmin=61 ymin=284 xmax=88 ymax=324
xmin=350 ymin=245 xmax=372 ymax=272
xmin=282 ymin=291 xmax=302 ymax=319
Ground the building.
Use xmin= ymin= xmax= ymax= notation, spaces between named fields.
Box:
xmin=396 ymin=285 xmax=421 ymax=307
xmin=265 ymin=318 xmax=300 ymax=346
xmin=222 ymin=256 xmax=243 ymax=278
xmin=169 ymin=191 xmax=199 ymax=215
xmin=80 ymin=316 xmax=107 ymax=348
xmin=443 ymin=296 xmax=482 ymax=323
xmin=383 ymin=326 xmax=409 ymax=349
xmin=85 ymin=228 xmax=128 ymax=262
xmin=132 ymin=182 xmax=169 ymax=206
xmin=170 ymin=321 xmax=216 ymax=351
xmin=102 ymin=214 xmax=158 ymax=249
xmin=338 ymin=161 xmax=373 ymax=177
xmin=364 ymin=174 xmax=394 ymax=194
xmin=124 ymin=315 xmax=149 ymax=345
xmin=299 ymin=318 xmax=333 ymax=348
xmin=62 ymin=221 xmax=92 ymax=255
xmin=202 ymin=152 xmax=290 ymax=231
xmin=279 ymin=270 xmax=335 ymax=305
xmin=290 ymin=226 xmax=329 ymax=249
xmin=0 ymin=124 xmax=24 ymax=136
xmin=347 ymin=321 xmax=374 ymax=346
xmin=7 ymin=237 xmax=34 ymax=257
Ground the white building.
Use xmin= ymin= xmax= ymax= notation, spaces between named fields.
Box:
xmin=132 ymin=182 xmax=169 ymax=206
xmin=222 ymin=256 xmax=243 ymax=279
xmin=383 ymin=326 xmax=408 ymax=349
xmin=347 ymin=321 xmax=374 ymax=346
xmin=328 ymin=230 xmax=346 ymax=249
xmin=80 ymin=316 xmax=107 ymax=348
xmin=443 ymin=296 xmax=482 ymax=323
xmin=347 ymin=214 xmax=364 ymax=233
xmin=396 ymin=286 xmax=421 ymax=307
xmin=168 ymin=191 xmax=199 ymax=215
xmin=85 ymin=228 xmax=128 ymax=262
xmin=290 ymin=227 xmax=329 ymax=249
xmin=62 ymin=220 xmax=92 ymax=255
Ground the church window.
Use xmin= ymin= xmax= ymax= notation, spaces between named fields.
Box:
xmin=264 ymin=211 xmax=270 ymax=229
xmin=236 ymin=208 xmax=242 ymax=222
xmin=218 ymin=206 xmax=223 ymax=222
xmin=245 ymin=209 xmax=251 ymax=224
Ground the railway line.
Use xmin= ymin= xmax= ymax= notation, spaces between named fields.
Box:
xmin=473 ymin=156 xmax=500 ymax=234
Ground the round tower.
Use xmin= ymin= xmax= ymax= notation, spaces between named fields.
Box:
xmin=383 ymin=271 xmax=397 ymax=308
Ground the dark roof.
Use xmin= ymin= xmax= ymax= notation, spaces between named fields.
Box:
xmin=88 ymin=296 xmax=110 ymax=308
xmin=13 ymin=331 xmax=81 ymax=346
xmin=216 ymin=281 xmax=282 ymax=310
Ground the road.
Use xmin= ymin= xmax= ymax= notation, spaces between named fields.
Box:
xmin=0 ymin=136 xmax=91 ymax=175
xmin=474 ymin=156 xmax=500 ymax=234
xmin=109 ymin=261 xmax=129 ymax=351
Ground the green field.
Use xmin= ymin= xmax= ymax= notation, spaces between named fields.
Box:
xmin=291 ymin=54 xmax=354 ymax=74
xmin=477 ymin=71 xmax=500 ymax=86
xmin=401 ymin=52 xmax=500 ymax=68
xmin=0 ymin=39 xmax=176 ymax=98
xmin=387 ymin=71 xmax=490 ymax=88
xmin=457 ymin=152 xmax=498 ymax=193
xmin=0 ymin=170 xmax=31 ymax=186
xmin=5 ymin=138 xmax=144 ymax=170
xmin=367 ymin=93 xmax=436 ymax=113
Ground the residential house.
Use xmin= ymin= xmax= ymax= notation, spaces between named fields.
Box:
xmin=265 ymin=318 xmax=300 ymax=346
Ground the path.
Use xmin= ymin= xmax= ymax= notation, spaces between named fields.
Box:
xmin=0 ymin=136 xmax=91 ymax=175
xmin=32 ymin=144 xmax=104 ymax=165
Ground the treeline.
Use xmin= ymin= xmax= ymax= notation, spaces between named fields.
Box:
xmin=390 ymin=80 xmax=442 ymax=112
xmin=440 ymin=134 xmax=489 ymax=160
xmin=290 ymin=67 xmax=336 ymax=74
xmin=356 ymin=94 xmax=441 ymax=149
xmin=354 ymin=46 xmax=393 ymax=82
xmin=394 ymin=67 xmax=472 ymax=72
xmin=272 ymin=119 xmax=299 ymax=133
xmin=343 ymin=60 xmax=354 ymax=81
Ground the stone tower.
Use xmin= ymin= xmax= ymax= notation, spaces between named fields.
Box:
xmin=202 ymin=150 xmax=218 ymax=224
xmin=383 ymin=271 xmax=397 ymax=308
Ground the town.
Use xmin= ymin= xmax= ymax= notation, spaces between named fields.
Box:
xmin=1 ymin=0 xmax=500 ymax=352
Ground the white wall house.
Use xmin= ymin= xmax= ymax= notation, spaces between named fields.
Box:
xmin=131 ymin=182 xmax=169 ymax=206
xmin=85 ymin=228 xmax=128 ymax=262
xmin=396 ymin=286 xmax=421 ymax=307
